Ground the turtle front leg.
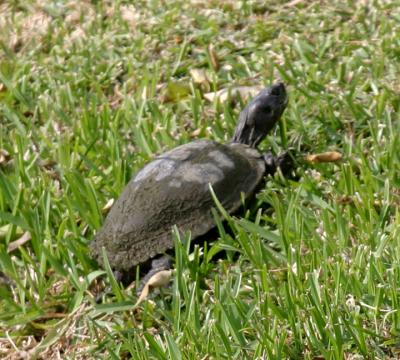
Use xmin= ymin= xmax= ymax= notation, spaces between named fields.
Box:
xmin=263 ymin=151 xmax=296 ymax=177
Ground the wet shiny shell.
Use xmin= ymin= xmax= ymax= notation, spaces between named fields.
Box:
xmin=90 ymin=140 xmax=265 ymax=271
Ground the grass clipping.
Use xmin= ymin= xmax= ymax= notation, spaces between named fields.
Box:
xmin=134 ymin=270 xmax=173 ymax=308
xmin=305 ymin=151 xmax=342 ymax=164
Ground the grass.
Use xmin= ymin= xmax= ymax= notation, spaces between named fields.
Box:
xmin=0 ymin=0 xmax=399 ymax=358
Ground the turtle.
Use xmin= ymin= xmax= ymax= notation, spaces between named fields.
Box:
xmin=90 ymin=82 xmax=290 ymax=283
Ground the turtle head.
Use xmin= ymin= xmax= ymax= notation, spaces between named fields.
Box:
xmin=232 ymin=82 xmax=288 ymax=148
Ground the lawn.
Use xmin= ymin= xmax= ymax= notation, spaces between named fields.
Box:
xmin=0 ymin=0 xmax=399 ymax=358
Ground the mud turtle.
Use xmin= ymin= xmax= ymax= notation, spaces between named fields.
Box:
xmin=91 ymin=83 xmax=289 ymax=277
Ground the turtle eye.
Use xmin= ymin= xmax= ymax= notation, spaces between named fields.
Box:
xmin=262 ymin=105 xmax=272 ymax=114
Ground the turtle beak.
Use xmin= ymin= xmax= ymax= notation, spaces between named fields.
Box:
xmin=271 ymin=82 xmax=285 ymax=96
xmin=271 ymin=82 xmax=288 ymax=106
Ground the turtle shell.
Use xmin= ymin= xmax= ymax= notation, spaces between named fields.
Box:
xmin=90 ymin=139 xmax=265 ymax=271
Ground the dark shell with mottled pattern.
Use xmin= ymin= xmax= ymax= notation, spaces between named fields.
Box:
xmin=90 ymin=140 xmax=265 ymax=271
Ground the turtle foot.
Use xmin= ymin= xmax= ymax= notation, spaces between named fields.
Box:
xmin=264 ymin=150 xmax=296 ymax=177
